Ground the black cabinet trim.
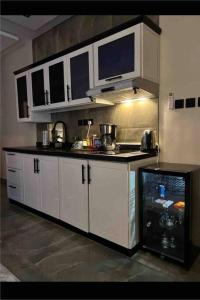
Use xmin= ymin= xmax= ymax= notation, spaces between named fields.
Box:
xmin=14 ymin=15 xmax=161 ymax=75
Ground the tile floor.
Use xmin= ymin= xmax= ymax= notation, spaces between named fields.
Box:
xmin=1 ymin=181 xmax=200 ymax=282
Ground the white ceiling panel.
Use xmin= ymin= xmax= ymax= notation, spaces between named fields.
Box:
xmin=2 ymin=15 xmax=58 ymax=31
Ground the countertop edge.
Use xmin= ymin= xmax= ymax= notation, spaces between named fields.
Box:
xmin=3 ymin=147 xmax=157 ymax=163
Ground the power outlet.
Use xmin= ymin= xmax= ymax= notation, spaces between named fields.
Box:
xmin=78 ymin=119 xmax=93 ymax=126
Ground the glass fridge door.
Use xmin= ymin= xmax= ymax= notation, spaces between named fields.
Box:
xmin=141 ymin=172 xmax=186 ymax=262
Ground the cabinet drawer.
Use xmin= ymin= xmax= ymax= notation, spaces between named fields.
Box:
xmin=7 ymin=168 xmax=22 ymax=186
xmin=6 ymin=152 xmax=22 ymax=170
xmin=7 ymin=183 xmax=23 ymax=202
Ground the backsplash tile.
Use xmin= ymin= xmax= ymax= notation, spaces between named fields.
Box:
xmin=37 ymin=99 xmax=158 ymax=144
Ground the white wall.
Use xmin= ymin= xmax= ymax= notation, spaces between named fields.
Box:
xmin=1 ymin=40 xmax=36 ymax=179
xmin=159 ymin=16 xmax=200 ymax=165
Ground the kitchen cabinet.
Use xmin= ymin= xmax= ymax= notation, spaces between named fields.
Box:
xmin=15 ymin=72 xmax=51 ymax=122
xmin=22 ymin=154 xmax=59 ymax=218
xmin=66 ymin=45 xmax=94 ymax=106
xmin=22 ymin=155 xmax=41 ymax=210
xmin=30 ymin=59 xmax=68 ymax=111
xmin=30 ymin=64 xmax=47 ymax=108
xmin=93 ymin=23 xmax=159 ymax=86
xmin=89 ymin=160 xmax=129 ymax=247
xmin=45 ymin=57 xmax=69 ymax=110
xmin=6 ymin=152 xmax=24 ymax=203
xmin=5 ymin=150 xmax=156 ymax=250
xmin=59 ymin=158 xmax=88 ymax=232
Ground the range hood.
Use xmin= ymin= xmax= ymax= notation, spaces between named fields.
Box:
xmin=87 ymin=78 xmax=159 ymax=103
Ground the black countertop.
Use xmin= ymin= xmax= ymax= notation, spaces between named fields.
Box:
xmin=3 ymin=146 xmax=157 ymax=163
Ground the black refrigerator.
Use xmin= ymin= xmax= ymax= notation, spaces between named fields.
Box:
xmin=139 ymin=162 xmax=200 ymax=268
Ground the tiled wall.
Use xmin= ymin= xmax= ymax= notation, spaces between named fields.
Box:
xmin=33 ymin=15 xmax=159 ymax=62
xmin=37 ymin=99 xmax=158 ymax=144
xmin=34 ymin=15 xmax=159 ymax=144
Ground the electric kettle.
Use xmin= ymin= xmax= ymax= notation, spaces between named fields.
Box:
xmin=140 ymin=129 xmax=156 ymax=152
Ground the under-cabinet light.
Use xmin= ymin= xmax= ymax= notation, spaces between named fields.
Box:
xmin=120 ymin=97 xmax=149 ymax=104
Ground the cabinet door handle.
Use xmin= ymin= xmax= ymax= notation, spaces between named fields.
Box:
xmin=27 ymin=105 xmax=30 ymax=118
xmin=105 ymin=75 xmax=122 ymax=81
xmin=36 ymin=159 xmax=40 ymax=173
xmin=8 ymin=169 xmax=16 ymax=173
xmin=44 ymin=91 xmax=47 ymax=105
xmin=66 ymin=84 xmax=71 ymax=102
xmin=45 ymin=90 xmax=50 ymax=105
xmin=9 ymin=185 xmax=16 ymax=189
xmin=7 ymin=153 xmax=15 ymax=156
xmin=34 ymin=158 xmax=36 ymax=173
xmin=87 ymin=164 xmax=91 ymax=184
xmin=82 ymin=165 xmax=85 ymax=184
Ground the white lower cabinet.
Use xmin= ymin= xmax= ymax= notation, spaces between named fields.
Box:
xmin=22 ymin=154 xmax=59 ymax=217
xmin=59 ymin=158 xmax=88 ymax=232
xmin=22 ymin=155 xmax=41 ymax=210
xmin=6 ymin=152 xmax=24 ymax=203
xmin=6 ymin=151 xmax=156 ymax=249
xmin=89 ymin=160 xmax=129 ymax=248
xmin=39 ymin=156 xmax=59 ymax=218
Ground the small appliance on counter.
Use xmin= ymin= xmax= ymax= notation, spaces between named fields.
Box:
xmin=140 ymin=129 xmax=156 ymax=152
xmin=42 ymin=130 xmax=49 ymax=147
xmin=51 ymin=121 xmax=67 ymax=149
xmin=99 ymin=123 xmax=117 ymax=151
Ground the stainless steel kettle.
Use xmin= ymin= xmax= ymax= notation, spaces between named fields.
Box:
xmin=140 ymin=129 xmax=156 ymax=152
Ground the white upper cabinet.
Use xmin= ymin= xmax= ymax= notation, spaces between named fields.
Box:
xmin=66 ymin=45 xmax=94 ymax=106
xmin=29 ymin=63 xmax=47 ymax=110
xmin=30 ymin=45 xmax=94 ymax=111
xmin=15 ymin=71 xmax=51 ymax=122
xmin=15 ymin=22 xmax=160 ymax=118
xmin=93 ymin=23 xmax=160 ymax=86
xmin=30 ymin=58 xmax=68 ymax=111
xmin=45 ymin=57 xmax=68 ymax=109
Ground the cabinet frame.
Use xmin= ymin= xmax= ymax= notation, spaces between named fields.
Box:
xmin=43 ymin=56 xmax=69 ymax=110
xmin=93 ymin=24 xmax=141 ymax=86
xmin=66 ymin=45 xmax=94 ymax=106
xmin=15 ymin=71 xmax=33 ymax=122
xmin=30 ymin=63 xmax=47 ymax=111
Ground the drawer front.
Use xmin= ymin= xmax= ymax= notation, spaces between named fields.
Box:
xmin=7 ymin=168 xmax=22 ymax=186
xmin=6 ymin=152 xmax=22 ymax=170
xmin=7 ymin=183 xmax=23 ymax=202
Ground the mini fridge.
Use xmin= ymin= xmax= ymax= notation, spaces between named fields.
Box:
xmin=139 ymin=162 xmax=200 ymax=268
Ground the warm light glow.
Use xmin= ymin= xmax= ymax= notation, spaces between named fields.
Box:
xmin=120 ymin=97 xmax=150 ymax=104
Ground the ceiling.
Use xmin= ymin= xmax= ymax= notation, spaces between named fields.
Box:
xmin=0 ymin=15 xmax=72 ymax=54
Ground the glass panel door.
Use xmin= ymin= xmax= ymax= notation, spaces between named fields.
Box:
xmin=142 ymin=172 xmax=186 ymax=262
xmin=16 ymin=75 xmax=29 ymax=119
xmin=31 ymin=69 xmax=45 ymax=107
xmin=98 ymin=33 xmax=135 ymax=80
xmin=49 ymin=61 xmax=65 ymax=104
xmin=70 ymin=52 xmax=90 ymax=100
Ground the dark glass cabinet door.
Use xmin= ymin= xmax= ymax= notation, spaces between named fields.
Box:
xmin=31 ymin=69 xmax=45 ymax=107
xmin=16 ymin=76 xmax=29 ymax=119
xmin=98 ymin=33 xmax=135 ymax=80
xmin=70 ymin=52 xmax=90 ymax=100
xmin=49 ymin=61 xmax=65 ymax=103
xmin=141 ymin=172 xmax=186 ymax=263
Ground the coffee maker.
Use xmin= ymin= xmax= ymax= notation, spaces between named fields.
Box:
xmin=99 ymin=124 xmax=117 ymax=151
